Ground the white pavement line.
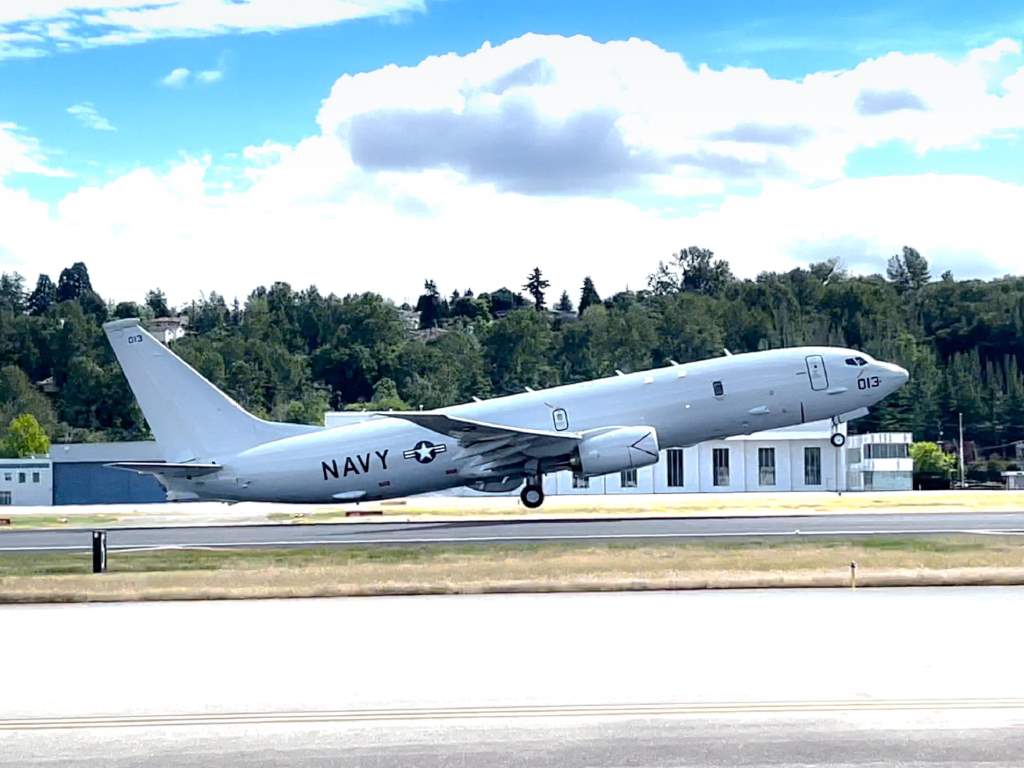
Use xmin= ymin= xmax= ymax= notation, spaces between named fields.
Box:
xmin=0 ymin=527 xmax=1016 ymax=552
xmin=4 ymin=698 xmax=1024 ymax=731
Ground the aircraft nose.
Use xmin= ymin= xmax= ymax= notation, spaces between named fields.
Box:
xmin=879 ymin=362 xmax=909 ymax=387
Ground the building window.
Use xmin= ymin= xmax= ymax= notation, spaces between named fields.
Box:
xmin=572 ymin=475 xmax=589 ymax=489
xmin=713 ymin=447 xmax=730 ymax=486
xmin=18 ymin=472 xmax=25 ymax=484
xmin=758 ymin=447 xmax=776 ymax=486
xmin=804 ymin=447 xmax=822 ymax=485
xmin=620 ymin=468 xmax=638 ymax=488
xmin=864 ymin=443 xmax=910 ymax=459
xmin=863 ymin=471 xmax=874 ymax=490
xmin=0 ymin=491 xmax=10 ymax=505
xmin=712 ymin=380 xmax=724 ymax=397
xmin=32 ymin=472 xmax=40 ymax=483
xmin=666 ymin=449 xmax=685 ymax=487
xmin=3 ymin=472 xmax=10 ymax=482
xmin=846 ymin=447 xmax=861 ymax=465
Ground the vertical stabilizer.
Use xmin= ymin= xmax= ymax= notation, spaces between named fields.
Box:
xmin=103 ymin=319 xmax=317 ymax=462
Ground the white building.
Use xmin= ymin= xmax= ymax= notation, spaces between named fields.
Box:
xmin=540 ymin=420 xmax=849 ymax=495
xmin=1002 ymin=471 xmax=1024 ymax=490
xmin=0 ymin=458 xmax=53 ymax=507
xmin=845 ymin=432 xmax=914 ymax=491
xmin=146 ymin=316 xmax=189 ymax=344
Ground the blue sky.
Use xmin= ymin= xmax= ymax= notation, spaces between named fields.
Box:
xmin=1 ymin=0 xmax=1023 ymax=303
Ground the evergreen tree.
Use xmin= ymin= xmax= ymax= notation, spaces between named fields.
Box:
xmin=0 ymin=273 xmax=26 ymax=314
xmin=56 ymin=262 xmax=93 ymax=302
xmin=578 ymin=276 xmax=601 ymax=316
xmin=555 ymin=290 xmax=574 ymax=313
xmin=415 ymin=279 xmax=444 ymax=329
xmin=27 ymin=274 xmax=57 ymax=316
xmin=523 ymin=267 xmax=550 ymax=310
xmin=145 ymin=288 xmax=171 ymax=317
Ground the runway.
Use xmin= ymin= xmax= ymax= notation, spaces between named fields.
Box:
xmin=3 ymin=510 xmax=1024 ymax=552
xmin=3 ymin=587 xmax=1024 ymax=766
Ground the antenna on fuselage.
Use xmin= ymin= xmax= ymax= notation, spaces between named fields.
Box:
xmin=723 ymin=348 xmax=733 ymax=356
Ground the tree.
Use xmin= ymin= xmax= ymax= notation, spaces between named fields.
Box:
xmin=0 ymin=365 xmax=57 ymax=436
xmin=578 ymin=276 xmax=601 ymax=316
xmin=346 ymin=377 xmax=408 ymax=412
xmin=886 ymin=246 xmax=929 ymax=293
xmin=27 ymin=274 xmax=57 ymax=316
xmin=1 ymin=414 xmax=50 ymax=458
xmin=145 ymin=288 xmax=171 ymax=317
xmin=910 ymin=441 xmax=956 ymax=478
xmin=523 ymin=267 xmax=550 ymax=310
xmin=0 ymin=273 xmax=26 ymax=313
xmin=555 ymin=290 xmax=574 ymax=313
xmin=648 ymin=246 xmax=733 ymax=296
xmin=415 ymin=279 xmax=444 ymax=329
xmin=56 ymin=262 xmax=93 ymax=302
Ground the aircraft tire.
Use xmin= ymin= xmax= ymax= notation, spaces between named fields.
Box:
xmin=830 ymin=432 xmax=846 ymax=447
xmin=521 ymin=484 xmax=544 ymax=509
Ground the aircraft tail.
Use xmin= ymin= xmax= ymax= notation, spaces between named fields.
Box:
xmin=103 ymin=319 xmax=319 ymax=462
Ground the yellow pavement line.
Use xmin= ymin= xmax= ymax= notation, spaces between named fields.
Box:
xmin=4 ymin=698 xmax=1024 ymax=730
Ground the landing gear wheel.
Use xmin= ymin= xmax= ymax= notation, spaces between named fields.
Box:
xmin=830 ymin=432 xmax=846 ymax=447
xmin=520 ymin=484 xmax=544 ymax=509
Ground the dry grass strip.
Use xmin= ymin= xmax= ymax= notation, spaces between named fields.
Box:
xmin=3 ymin=537 xmax=1024 ymax=603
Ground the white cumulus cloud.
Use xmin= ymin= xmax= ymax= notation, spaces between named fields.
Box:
xmin=0 ymin=0 xmax=424 ymax=59
xmin=197 ymin=68 xmax=222 ymax=83
xmin=3 ymin=34 xmax=1024 ymax=306
xmin=160 ymin=66 xmax=190 ymax=87
xmin=67 ymin=102 xmax=116 ymax=131
xmin=0 ymin=122 xmax=71 ymax=177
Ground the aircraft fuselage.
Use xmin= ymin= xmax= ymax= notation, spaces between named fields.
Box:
xmin=181 ymin=346 xmax=907 ymax=503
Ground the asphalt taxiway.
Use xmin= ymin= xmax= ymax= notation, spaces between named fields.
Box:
xmin=2 ymin=511 xmax=1024 ymax=552
xmin=2 ymin=587 xmax=1023 ymax=766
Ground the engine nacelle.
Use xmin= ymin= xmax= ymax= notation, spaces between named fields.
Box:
xmin=576 ymin=426 xmax=660 ymax=478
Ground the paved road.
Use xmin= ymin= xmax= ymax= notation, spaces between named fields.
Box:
xmin=2 ymin=511 xmax=1024 ymax=552
xmin=4 ymin=588 xmax=1024 ymax=766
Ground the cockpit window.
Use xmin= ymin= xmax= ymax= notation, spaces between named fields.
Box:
xmin=854 ymin=356 xmax=868 ymax=366
xmin=846 ymin=356 xmax=869 ymax=367
xmin=845 ymin=357 xmax=857 ymax=366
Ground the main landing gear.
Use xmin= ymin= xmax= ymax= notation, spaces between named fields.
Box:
xmin=829 ymin=416 xmax=846 ymax=447
xmin=520 ymin=483 xmax=545 ymax=509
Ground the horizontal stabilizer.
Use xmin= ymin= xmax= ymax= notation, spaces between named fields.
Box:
xmin=106 ymin=462 xmax=222 ymax=479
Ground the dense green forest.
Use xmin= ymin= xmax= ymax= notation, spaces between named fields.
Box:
xmin=2 ymin=247 xmax=1023 ymax=478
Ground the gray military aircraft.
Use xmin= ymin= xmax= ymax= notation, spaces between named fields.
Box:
xmin=103 ymin=318 xmax=908 ymax=507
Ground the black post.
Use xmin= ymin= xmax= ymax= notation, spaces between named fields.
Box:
xmin=92 ymin=530 xmax=107 ymax=574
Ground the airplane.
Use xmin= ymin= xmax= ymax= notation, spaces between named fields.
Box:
xmin=103 ymin=318 xmax=909 ymax=508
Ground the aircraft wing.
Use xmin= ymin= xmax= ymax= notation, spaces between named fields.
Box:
xmin=385 ymin=411 xmax=581 ymax=477
xmin=106 ymin=462 xmax=222 ymax=478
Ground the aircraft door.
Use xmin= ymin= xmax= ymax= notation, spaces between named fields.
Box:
xmin=805 ymin=355 xmax=828 ymax=391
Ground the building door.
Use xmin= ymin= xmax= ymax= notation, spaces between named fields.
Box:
xmin=805 ymin=355 xmax=828 ymax=391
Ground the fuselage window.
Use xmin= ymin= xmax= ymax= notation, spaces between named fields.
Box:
xmin=712 ymin=380 xmax=724 ymax=397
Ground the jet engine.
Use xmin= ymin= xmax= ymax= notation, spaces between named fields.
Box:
xmin=575 ymin=426 xmax=660 ymax=478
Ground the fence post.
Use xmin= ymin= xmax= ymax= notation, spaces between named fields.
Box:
xmin=92 ymin=530 xmax=107 ymax=574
